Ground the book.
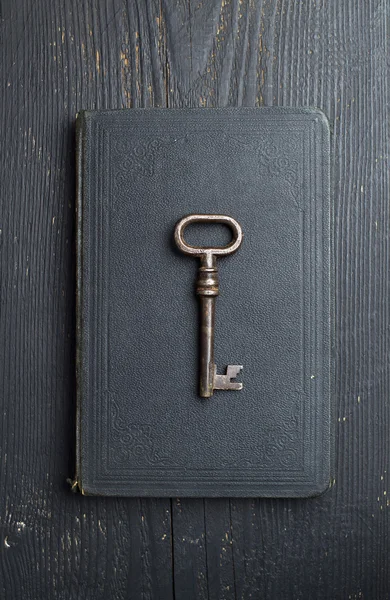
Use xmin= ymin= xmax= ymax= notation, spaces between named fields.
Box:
xmin=76 ymin=107 xmax=332 ymax=497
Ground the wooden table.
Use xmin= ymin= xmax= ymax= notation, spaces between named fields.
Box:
xmin=1 ymin=0 xmax=389 ymax=597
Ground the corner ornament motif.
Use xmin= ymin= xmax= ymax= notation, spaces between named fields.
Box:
xmin=110 ymin=397 xmax=172 ymax=467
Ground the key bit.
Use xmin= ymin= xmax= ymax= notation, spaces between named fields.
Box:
xmin=174 ymin=214 xmax=244 ymax=398
xmin=214 ymin=365 xmax=243 ymax=391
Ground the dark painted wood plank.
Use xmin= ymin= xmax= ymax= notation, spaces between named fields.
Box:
xmin=204 ymin=500 xmax=236 ymax=600
xmin=172 ymin=499 xmax=208 ymax=599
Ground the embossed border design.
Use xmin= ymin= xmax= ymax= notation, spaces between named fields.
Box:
xmin=82 ymin=111 xmax=329 ymax=491
xmin=113 ymin=129 xmax=303 ymax=208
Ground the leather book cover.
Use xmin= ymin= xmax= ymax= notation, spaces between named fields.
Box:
xmin=75 ymin=107 xmax=332 ymax=497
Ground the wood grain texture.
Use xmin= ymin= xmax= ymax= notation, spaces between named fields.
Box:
xmin=0 ymin=0 xmax=388 ymax=598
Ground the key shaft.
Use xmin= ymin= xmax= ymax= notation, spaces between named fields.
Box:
xmin=196 ymin=254 xmax=219 ymax=398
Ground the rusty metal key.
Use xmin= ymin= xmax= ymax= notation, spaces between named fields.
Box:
xmin=174 ymin=214 xmax=243 ymax=398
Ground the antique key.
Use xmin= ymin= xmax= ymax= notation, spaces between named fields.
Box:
xmin=174 ymin=214 xmax=243 ymax=398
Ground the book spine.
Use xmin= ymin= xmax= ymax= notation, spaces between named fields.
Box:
xmin=73 ymin=110 xmax=86 ymax=494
